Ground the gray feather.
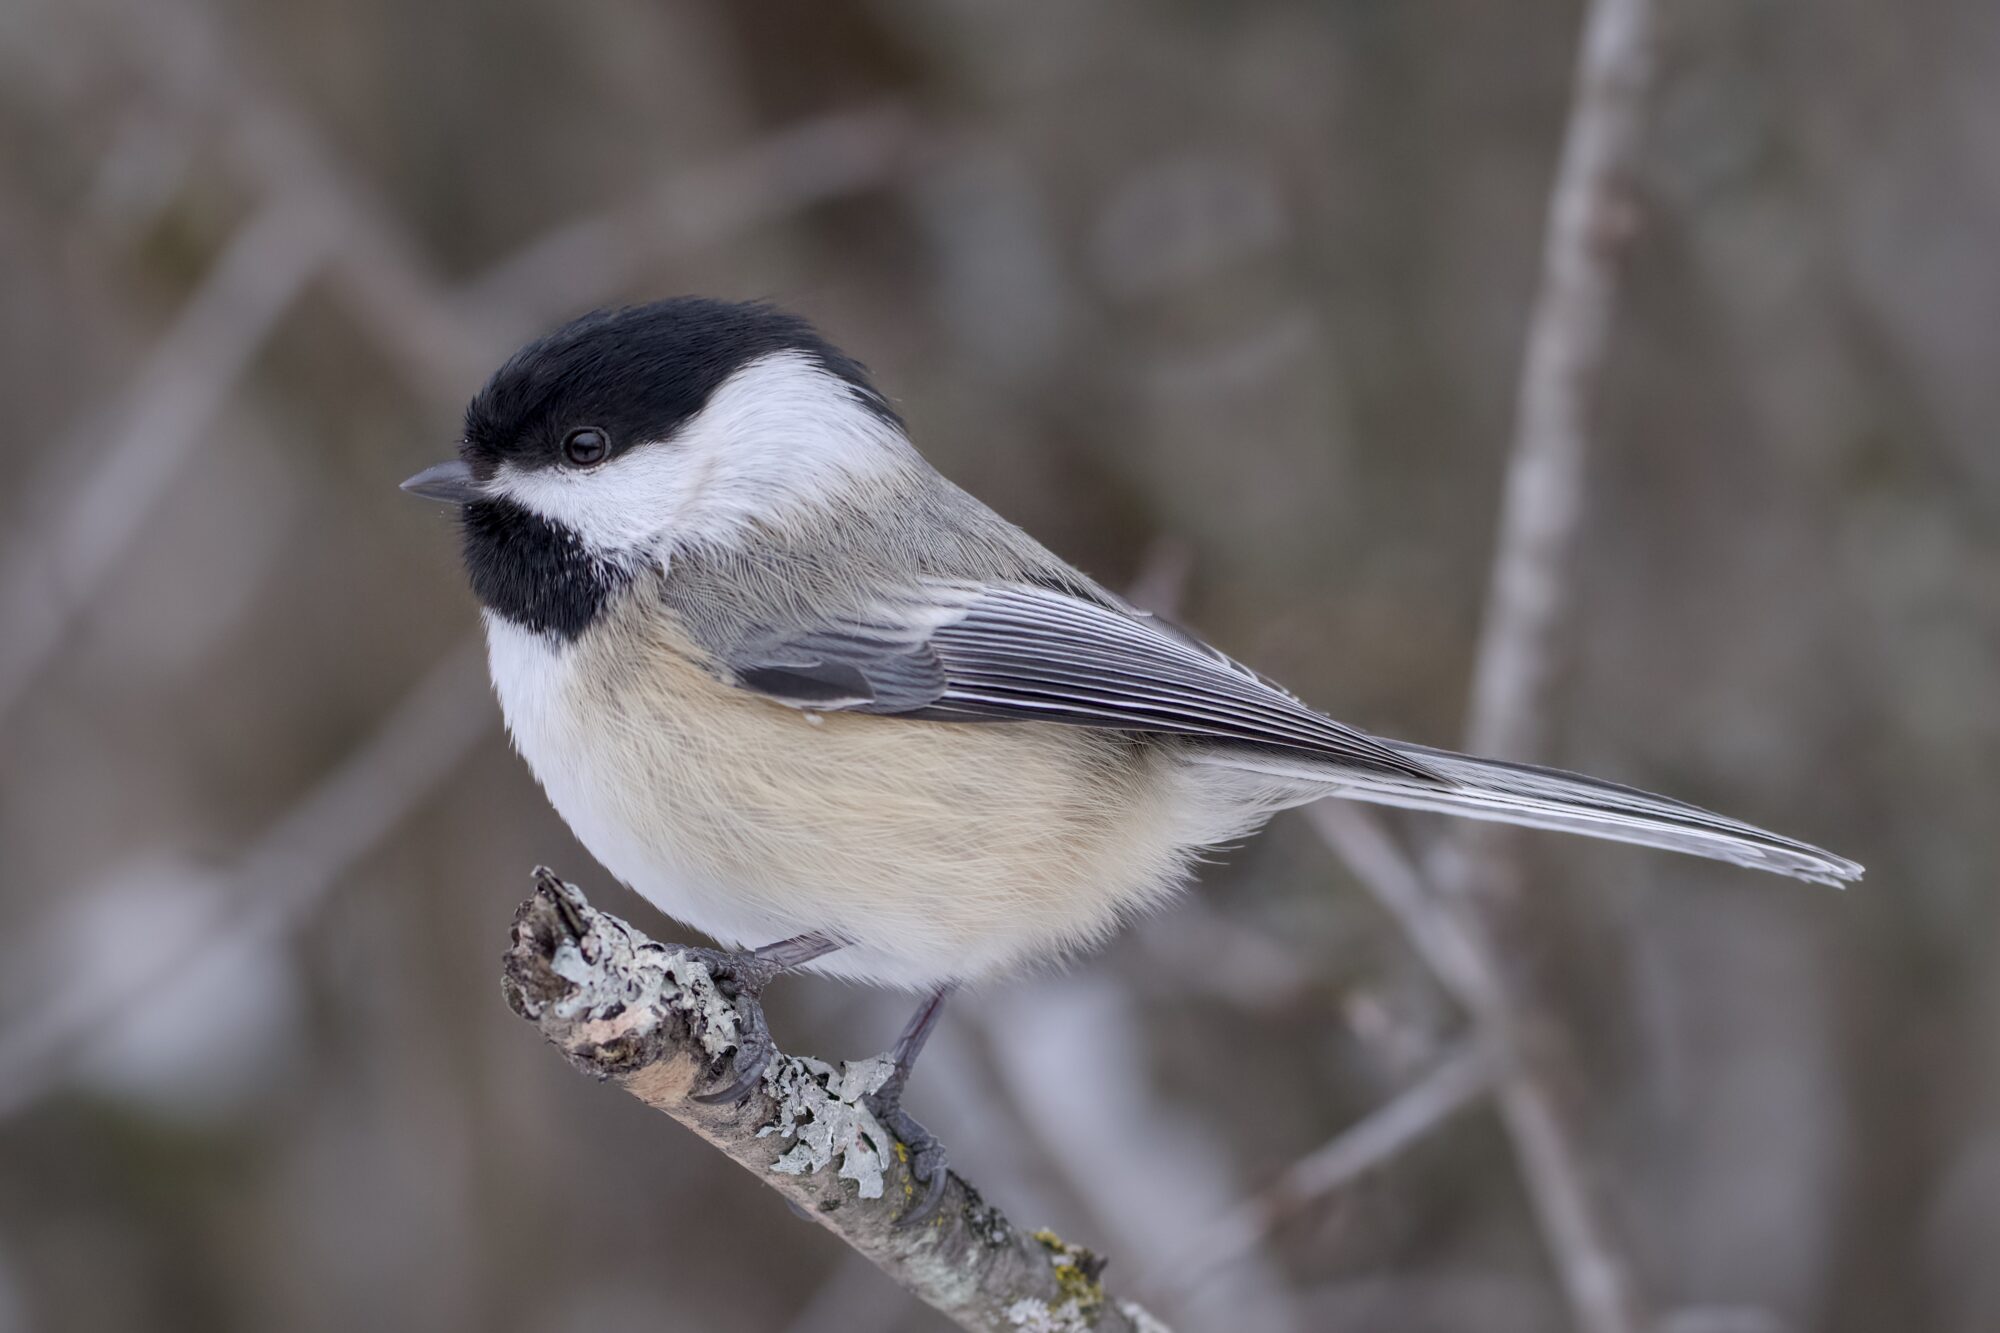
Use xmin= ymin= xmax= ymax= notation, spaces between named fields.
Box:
xmin=714 ymin=582 xmax=1441 ymax=781
xmin=1205 ymin=741 xmax=1864 ymax=887
xmin=653 ymin=462 xmax=1858 ymax=887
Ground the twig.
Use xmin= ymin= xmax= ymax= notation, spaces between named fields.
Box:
xmin=1299 ymin=2 xmax=1660 ymax=1328
xmin=1441 ymin=0 xmax=1662 ymax=1330
xmin=0 ymin=638 xmax=491 ymax=1117
xmin=970 ymin=979 xmax=1300 ymax=1331
xmin=1304 ymin=802 xmax=1496 ymax=1008
xmin=456 ymin=103 xmax=922 ymax=338
xmin=1464 ymin=0 xmax=1655 ymax=770
xmin=0 ymin=196 xmax=330 ymax=726
xmin=91 ymin=0 xmax=923 ymax=411
xmin=1275 ymin=1041 xmax=1492 ymax=1208
xmin=1485 ymin=1059 xmax=1646 ymax=1333
xmin=503 ymin=872 xmax=1168 ymax=1333
xmin=1145 ymin=1040 xmax=1493 ymax=1297
xmin=85 ymin=0 xmax=507 ymax=404
xmin=1312 ymin=773 xmax=1652 ymax=1333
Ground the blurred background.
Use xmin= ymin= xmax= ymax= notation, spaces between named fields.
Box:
xmin=1 ymin=0 xmax=1995 ymax=1330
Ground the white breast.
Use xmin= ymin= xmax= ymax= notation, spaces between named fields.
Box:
xmin=483 ymin=611 xmax=804 ymax=956
xmin=482 ymin=605 xmax=1274 ymax=989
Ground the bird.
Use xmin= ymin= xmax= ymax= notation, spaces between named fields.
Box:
xmin=402 ymin=296 xmax=1861 ymax=1220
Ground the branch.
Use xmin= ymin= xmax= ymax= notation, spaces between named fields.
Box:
xmin=1272 ymin=1040 xmax=1492 ymax=1207
xmin=89 ymin=0 xmax=923 ymax=412
xmin=1464 ymin=0 xmax=1655 ymax=771
xmin=455 ymin=102 xmax=921 ymax=339
xmin=0 ymin=637 xmax=491 ymax=1118
xmin=85 ymin=0 xmax=501 ymax=406
xmin=1305 ymin=802 xmax=1498 ymax=1009
xmin=1145 ymin=1039 xmax=1493 ymax=1296
xmin=0 ymin=195 xmax=329 ymax=726
xmin=1297 ymin=4 xmax=1659 ymax=1329
xmin=1440 ymin=0 xmax=1662 ymax=1330
xmin=503 ymin=871 xmax=1170 ymax=1333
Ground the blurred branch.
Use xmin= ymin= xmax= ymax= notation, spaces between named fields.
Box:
xmin=457 ymin=102 xmax=923 ymax=338
xmin=1439 ymin=0 xmax=1661 ymax=1331
xmin=504 ymin=872 xmax=1168 ymax=1333
xmin=1300 ymin=1 xmax=1660 ymax=1330
xmin=91 ymin=0 xmax=923 ymax=410
xmin=1464 ymin=0 xmax=1654 ymax=772
xmin=1177 ymin=0 xmax=1671 ymax=1327
xmin=86 ymin=0 xmax=503 ymax=404
xmin=0 ymin=196 xmax=330 ymax=726
xmin=968 ymin=979 xmax=1301 ymax=1330
xmin=0 ymin=637 xmax=491 ymax=1118
xmin=1267 ymin=1040 xmax=1490 ymax=1212
xmin=1305 ymin=803 xmax=1497 ymax=1008
xmin=1146 ymin=1039 xmax=1492 ymax=1298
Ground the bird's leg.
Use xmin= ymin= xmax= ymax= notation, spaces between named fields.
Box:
xmin=864 ymin=983 xmax=958 ymax=1226
xmin=687 ymin=930 xmax=844 ymax=1105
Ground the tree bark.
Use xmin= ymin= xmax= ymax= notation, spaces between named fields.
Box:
xmin=502 ymin=869 xmax=1169 ymax=1333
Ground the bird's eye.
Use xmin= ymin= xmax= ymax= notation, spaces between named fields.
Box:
xmin=562 ymin=427 xmax=610 ymax=466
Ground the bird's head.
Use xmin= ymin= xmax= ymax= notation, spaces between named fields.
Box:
xmin=401 ymin=297 xmax=908 ymax=565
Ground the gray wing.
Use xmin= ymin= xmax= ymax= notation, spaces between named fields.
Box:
xmin=717 ymin=581 xmax=1445 ymax=783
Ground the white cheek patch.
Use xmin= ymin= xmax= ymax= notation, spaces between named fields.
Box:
xmin=490 ymin=351 xmax=911 ymax=556
xmin=494 ymin=438 xmax=707 ymax=555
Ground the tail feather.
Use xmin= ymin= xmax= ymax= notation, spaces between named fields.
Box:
xmin=1206 ymin=739 xmax=1864 ymax=887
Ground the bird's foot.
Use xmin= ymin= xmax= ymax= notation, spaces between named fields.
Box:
xmin=866 ymin=1072 xmax=950 ymax=1227
xmin=681 ymin=931 xmax=841 ymax=1105
xmin=681 ymin=947 xmax=783 ymax=1104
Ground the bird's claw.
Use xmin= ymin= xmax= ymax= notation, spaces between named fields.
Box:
xmin=866 ymin=1079 xmax=950 ymax=1226
xmin=691 ymin=1031 xmax=773 ymax=1105
xmin=678 ymin=946 xmax=782 ymax=1105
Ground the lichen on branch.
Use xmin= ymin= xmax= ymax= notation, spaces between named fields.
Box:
xmin=501 ymin=868 xmax=1168 ymax=1333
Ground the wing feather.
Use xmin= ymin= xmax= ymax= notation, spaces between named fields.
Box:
xmin=690 ymin=578 xmax=1862 ymax=886
xmin=714 ymin=581 xmax=1444 ymax=783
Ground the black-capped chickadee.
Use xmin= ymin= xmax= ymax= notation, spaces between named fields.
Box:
xmin=403 ymin=297 xmax=1860 ymax=1215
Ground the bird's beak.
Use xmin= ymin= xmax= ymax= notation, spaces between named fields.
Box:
xmin=400 ymin=460 xmax=484 ymax=504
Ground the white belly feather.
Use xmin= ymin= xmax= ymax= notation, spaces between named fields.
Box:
xmin=483 ymin=609 xmax=1258 ymax=988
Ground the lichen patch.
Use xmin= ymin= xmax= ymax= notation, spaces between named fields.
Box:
xmin=1030 ymin=1229 xmax=1107 ymax=1318
xmin=657 ymin=949 xmax=741 ymax=1057
xmin=1003 ymin=1297 xmax=1092 ymax=1333
xmin=759 ymin=1054 xmax=894 ymax=1198
xmin=528 ymin=895 xmax=748 ymax=1065
xmin=1116 ymin=1299 xmax=1173 ymax=1332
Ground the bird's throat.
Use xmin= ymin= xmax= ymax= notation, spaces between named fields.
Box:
xmin=461 ymin=498 xmax=632 ymax=641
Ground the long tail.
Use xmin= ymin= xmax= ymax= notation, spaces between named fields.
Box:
xmin=1204 ymin=740 xmax=1863 ymax=887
